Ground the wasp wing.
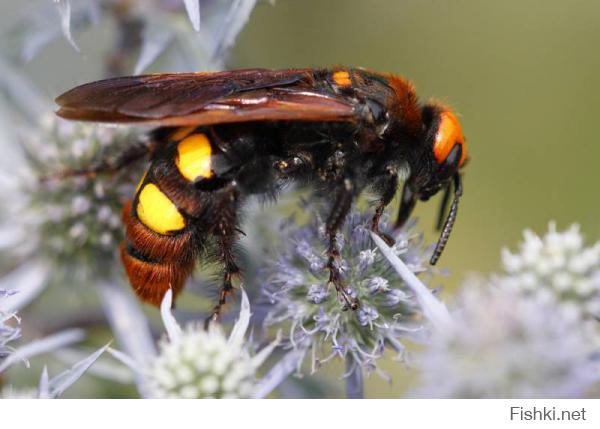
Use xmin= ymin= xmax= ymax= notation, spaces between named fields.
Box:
xmin=55 ymin=69 xmax=358 ymax=126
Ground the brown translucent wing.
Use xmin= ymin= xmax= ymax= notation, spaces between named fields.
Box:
xmin=55 ymin=69 xmax=358 ymax=126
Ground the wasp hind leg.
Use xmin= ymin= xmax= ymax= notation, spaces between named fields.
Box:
xmin=325 ymin=178 xmax=359 ymax=310
xmin=42 ymin=137 xmax=155 ymax=181
xmin=204 ymin=185 xmax=242 ymax=328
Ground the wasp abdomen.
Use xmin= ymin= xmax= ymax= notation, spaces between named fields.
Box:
xmin=120 ymin=196 xmax=197 ymax=306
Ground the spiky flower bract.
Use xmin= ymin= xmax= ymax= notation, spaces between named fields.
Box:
xmin=499 ymin=222 xmax=600 ymax=320
xmin=412 ymin=286 xmax=598 ymax=398
xmin=12 ymin=0 xmax=257 ymax=74
xmin=260 ymin=209 xmax=431 ymax=378
xmin=1 ymin=343 xmax=109 ymax=398
xmin=0 ymin=290 xmax=20 ymax=364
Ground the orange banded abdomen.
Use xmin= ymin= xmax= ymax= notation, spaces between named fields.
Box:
xmin=120 ymin=129 xmax=219 ymax=306
xmin=120 ymin=200 xmax=196 ymax=306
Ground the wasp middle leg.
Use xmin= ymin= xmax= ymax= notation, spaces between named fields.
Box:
xmin=43 ymin=136 xmax=156 ymax=181
xmin=205 ymin=184 xmax=242 ymax=328
xmin=325 ymin=178 xmax=359 ymax=310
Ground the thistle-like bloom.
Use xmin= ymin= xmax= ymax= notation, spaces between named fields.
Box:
xmin=412 ymin=286 xmax=599 ymax=398
xmin=111 ymin=288 xmax=284 ymax=399
xmin=260 ymin=210 xmax=431 ymax=379
xmin=150 ymin=325 xmax=258 ymax=399
xmin=2 ymin=116 xmax=139 ymax=287
xmin=499 ymin=222 xmax=600 ymax=320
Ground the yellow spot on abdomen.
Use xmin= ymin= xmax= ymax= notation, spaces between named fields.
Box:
xmin=333 ymin=71 xmax=352 ymax=87
xmin=176 ymin=133 xmax=214 ymax=181
xmin=136 ymin=183 xmax=185 ymax=235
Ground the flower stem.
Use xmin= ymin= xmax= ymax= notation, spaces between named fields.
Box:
xmin=252 ymin=348 xmax=304 ymax=398
xmin=345 ymin=355 xmax=364 ymax=399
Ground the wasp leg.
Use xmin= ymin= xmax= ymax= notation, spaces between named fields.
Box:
xmin=325 ymin=178 xmax=359 ymax=310
xmin=395 ymin=180 xmax=417 ymax=229
xmin=204 ymin=185 xmax=242 ymax=328
xmin=371 ymin=170 xmax=398 ymax=246
xmin=42 ymin=137 xmax=155 ymax=181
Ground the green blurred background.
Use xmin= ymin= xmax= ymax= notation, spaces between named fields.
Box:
xmin=2 ymin=0 xmax=600 ymax=397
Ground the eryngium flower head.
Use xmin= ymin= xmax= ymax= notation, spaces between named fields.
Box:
xmin=500 ymin=222 xmax=600 ymax=320
xmin=260 ymin=210 xmax=430 ymax=377
xmin=146 ymin=290 xmax=279 ymax=399
xmin=12 ymin=116 xmax=140 ymax=282
xmin=150 ymin=324 xmax=256 ymax=399
xmin=412 ymin=287 xmax=598 ymax=398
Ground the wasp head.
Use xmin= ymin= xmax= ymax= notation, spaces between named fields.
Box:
xmin=415 ymin=104 xmax=467 ymax=200
xmin=396 ymin=103 xmax=468 ymax=265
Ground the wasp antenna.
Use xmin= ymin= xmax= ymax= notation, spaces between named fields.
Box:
xmin=430 ymin=174 xmax=462 ymax=265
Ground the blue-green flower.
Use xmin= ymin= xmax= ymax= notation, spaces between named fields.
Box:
xmin=260 ymin=210 xmax=432 ymax=379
